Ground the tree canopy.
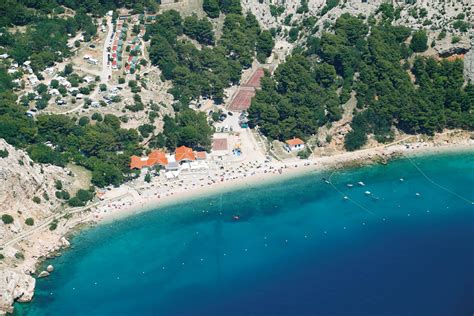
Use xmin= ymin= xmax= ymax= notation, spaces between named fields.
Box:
xmin=147 ymin=9 xmax=272 ymax=105
xmin=249 ymin=13 xmax=473 ymax=150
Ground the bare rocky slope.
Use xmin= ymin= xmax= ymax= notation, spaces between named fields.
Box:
xmin=0 ymin=139 xmax=72 ymax=314
xmin=243 ymin=0 xmax=473 ymax=77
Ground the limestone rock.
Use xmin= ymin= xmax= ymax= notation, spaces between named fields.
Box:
xmin=60 ymin=237 xmax=71 ymax=248
xmin=0 ymin=269 xmax=35 ymax=314
xmin=0 ymin=139 xmax=70 ymax=245
xmin=37 ymin=271 xmax=49 ymax=278
xmin=46 ymin=265 xmax=54 ymax=272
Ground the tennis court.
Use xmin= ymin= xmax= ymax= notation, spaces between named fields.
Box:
xmin=228 ymin=88 xmax=256 ymax=111
xmin=244 ymin=68 xmax=265 ymax=88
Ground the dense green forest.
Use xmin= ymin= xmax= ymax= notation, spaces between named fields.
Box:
xmin=147 ymin=9 xmax=274 ymax=105
xmin=149 ymin=110 xmax=214 ymax=151
xmin=249 ymin=13 xmax=473 ymax=150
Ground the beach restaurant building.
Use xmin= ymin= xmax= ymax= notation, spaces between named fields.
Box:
xmin=130 ymin=150 xmax=168 ymax=170
xmin=285 ymin=138 xmax=305 ymax=152
xmin=130 ymin=146 xmax=209 ymax=175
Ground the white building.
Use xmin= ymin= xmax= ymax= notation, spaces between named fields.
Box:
xmin=285 ymin=138 xmax=305 ymax=152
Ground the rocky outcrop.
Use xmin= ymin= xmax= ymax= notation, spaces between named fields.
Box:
xmin=37 ymin=271 xmax=49 ymax=278
xmin=0 ymin=139 xmax=72 ymax=244
xmin=436 ymin=40 xmax=471 ymax=57
xmin=0 ymin=138 xmax=75 ymax=315
xmin=0 ymin=269 xmax=35 ymax=315
xmin=464 ymin=35 xmax=474 ymax=81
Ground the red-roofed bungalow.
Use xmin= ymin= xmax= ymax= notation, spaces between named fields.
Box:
xmin=285 ymin=138 xmax=305 ymax=152
xmin=129 ymin=150 xmax=168 ymax=170
xmin=175 ymin=146 xmax=196 ymax=162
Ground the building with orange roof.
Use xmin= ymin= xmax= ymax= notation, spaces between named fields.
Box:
xmin=195 ymin=151 xmax=207 ymax=160
xmin=148 ymin=150 xmax=168 ymax=166
xmin=130 ymin=156 xmax=145 ymax=170
xmin=129 ymin=150 xmax=168 ymax=170
xmin=445 ymin=54 xmax=464 ymax=62
xmin=175 ymin=146 xmax=196 ymax=162
xmin=285 ymin=138 xmax=305 ymax=152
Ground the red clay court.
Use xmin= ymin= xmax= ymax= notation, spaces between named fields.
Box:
xmin=228 ymin=88 xmax=255 ymax=111
xmin=212 ymin=138 xmax=228 ymax=151
xmin=244 ymin=68 xmax=265 ymax=88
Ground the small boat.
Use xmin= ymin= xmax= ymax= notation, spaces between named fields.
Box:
xmin=399 ymin=178 xmax=404 ymax=182
xmin=346 ymin=183 xmax=353 ymax=188
xmin=415 ymin=192 xmax=420 ymax=197
xmin=232 ymin=215 xmax=240 ymax=220
xmin=343 ymin=196 xmax=349 ymax=200
xmin=322 ymin=177 xmax=330 ymax=184
xmin=358 ymin=181 xmax=365 ymax=186
xmin=365 ymin=191 xmax=371 ymax=195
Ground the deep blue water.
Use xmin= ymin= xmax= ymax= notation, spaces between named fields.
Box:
xmin=16 ymin=152 xmax=474 ymax=316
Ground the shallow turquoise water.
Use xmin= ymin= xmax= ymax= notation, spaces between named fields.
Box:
xmin=16 ymin=152 xmax=474 ymax=316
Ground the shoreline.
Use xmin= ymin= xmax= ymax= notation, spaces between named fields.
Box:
xmin=93 ymin=138 xmax=474 ymax=225
xmin=1 ymin=134 xmax=473 ymax=315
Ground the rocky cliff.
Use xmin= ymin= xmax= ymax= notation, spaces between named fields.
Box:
xmin=0 ymin=139 xmax=72 ymax=314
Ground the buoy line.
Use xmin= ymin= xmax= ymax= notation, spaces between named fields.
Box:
xmin=327 ymin=169 xmax=375 ymax=215
xmin=405 ymin=155 xmax=473 ymax=205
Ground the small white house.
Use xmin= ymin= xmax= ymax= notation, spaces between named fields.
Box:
xmin=0 ymin=53 xmax=9 ymax=59
xmin=285 ymin=138 xmax=305 ymax=152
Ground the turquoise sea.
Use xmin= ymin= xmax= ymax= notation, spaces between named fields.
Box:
xmin=15 ymin=152 xmax=474 ymax=316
